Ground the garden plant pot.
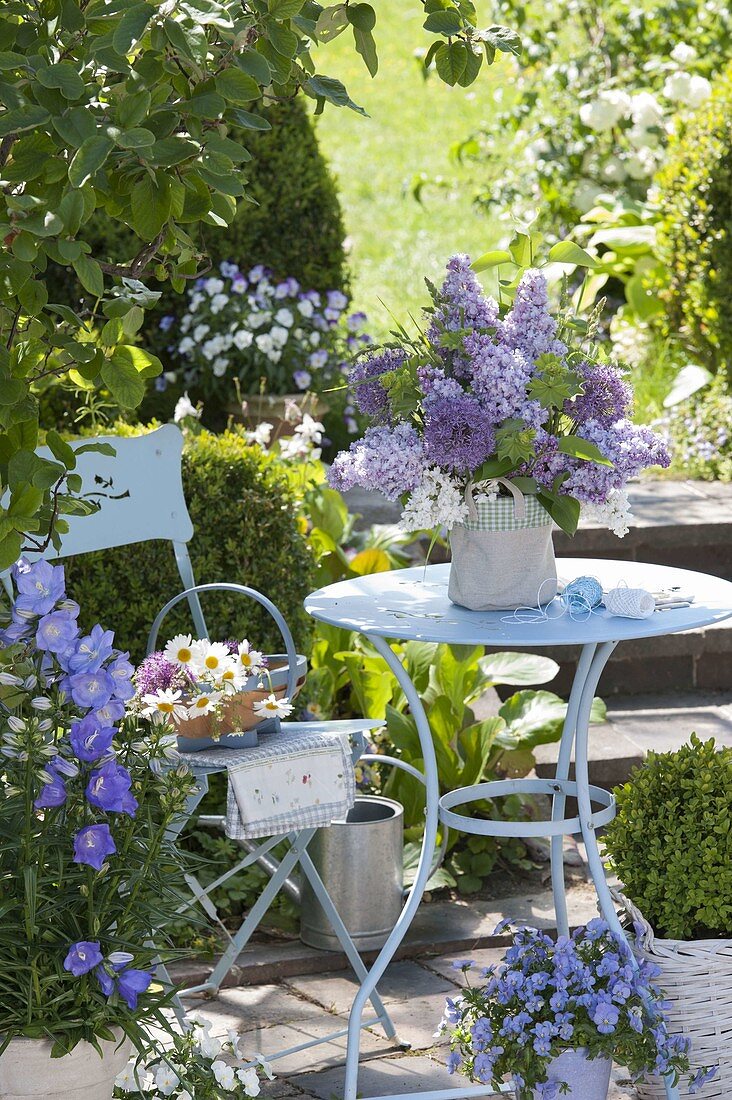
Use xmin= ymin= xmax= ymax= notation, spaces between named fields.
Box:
xmin=0 ymin=1032 xmax=131 ymax=1100
xmin=176 ymin=653 xmax=307 ymax=752
xmin=523 ymin=1048 xmax=612 ymax=1099
xmin=448 ymin=483 xmax=557 ymax=611
xmin=300 ymin=795 xmax=404 ymax=950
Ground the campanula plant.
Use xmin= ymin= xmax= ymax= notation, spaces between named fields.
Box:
xmin=0 ymin=559 xmax=196 ymax=1056
xmin=439 ymin=919 xmax=714 ymax=1098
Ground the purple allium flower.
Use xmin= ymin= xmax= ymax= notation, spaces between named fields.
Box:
xmin=568 ymin=361 xmax=632 ymax=426
xmin=427 ymin=254 xmax=499 ymax=376
xmin=69 ymin=668 xmax=115 ymax=711
xmin=12 ymin=559 xmax=66 ymax=617
xmin=70 ymin=715 xmax=116 ymax=763
xmin=36 ymin=610 xmax=79 ymax=654
xmin=73 ymin=823 xmax=116 ymax=870
xmin=423 ymin=388 xmax=495 ymax=472
xmin=67 ymin=625 xmax=115 ymax=674
xmin=34 ymin=764 xmax=67 ymax=809
xmin=64 ymin=940 xmax=103 ymax=977
xmin=350 ymin=347 xmax=406 ymax=420
xmin=328 ymin=423 xmax=425 ymax=501
xmin=86 ymin=761 xmax=137 ymax=817
xmin=500 ymin=269 xmax=567 ymax=363
xmin=134 ymin=652 xmax=188 ymax=696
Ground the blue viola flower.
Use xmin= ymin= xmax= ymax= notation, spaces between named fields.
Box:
xmin=69 ymin=668 xmax=115 ymax=710
xmin=689 ymin=1067 xmax=718 ymax=1095
xmin=592 ymin=1001 xmax=620 ymax=1034
xmin=70 ymin=716 xmax=116 ymax=763
xmin=36 ymin=610 xmax=79 ymax=654
xmin=445 ymin=1051 xmax=461 ymax=1075
xmin=63 ymin=940 xmax=103 ymax=977
xmin=67 ymin=625 xmax=115 ymax=674
xmin=34 ymin=764 xmax=67 ymax=809
xmin=86 ymin=761 xmax=137 ymax=816
xmin=73 ymin=823 xmax=116 ymax=870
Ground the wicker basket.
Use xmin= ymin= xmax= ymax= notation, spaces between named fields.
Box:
xmin=615 ymin=890 xmax=732 ymax=1099
xmin=176 ymin=653 xmax=307 ymax=751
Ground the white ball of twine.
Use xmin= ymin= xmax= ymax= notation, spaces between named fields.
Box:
xmin=604 ymin=586 xmax=655 ymax=620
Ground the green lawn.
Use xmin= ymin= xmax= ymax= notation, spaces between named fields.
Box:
xmin=311 ymin=3 xmax=508 ymax=334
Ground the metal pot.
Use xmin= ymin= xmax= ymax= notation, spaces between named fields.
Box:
xmin=525 ymin=1049 xmax=612 ymax=1100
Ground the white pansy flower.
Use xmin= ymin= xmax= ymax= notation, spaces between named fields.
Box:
xmin=670 ymin=42 xmax=697 ymax=64
xmin=179 ymin=315 xmax=192 ymax=334
xmin=295 ymin=413 xmax=324 ymax=446
xmin=114 ymin=1062 xmax=140 ymax=1093
xmin=309 ymin=331 xmax=320 ymax=347
xmin=211 ymin=1060 xmax=237 ymax=1089
xmin=204 ymin=277 xmax=224 ymax=296
xmin=193 ymin=324 xmax=210 ymax=342
xmin=275 ymin=307 xmax=294 ymax=327
xmin=154 ymin=1064 xmax=180 ymax=1096
xmin=210 ymin=293 xmax=229 ymax=314
xmin=188 ymin=292 xmax=204 ymax=312
xmin=238 ymin=1067 xmax=262 ymax=1096
xmin=255 ymin=333 xmax=275 ymax=355
xmin=164 ymin=634 xmax=195 ymax=666
xmin=188 ymin=689 xmax=224 ymax=719
xmin=255 ymin=1053 xmax=275 ymax=1080
xmin=234 ymin=329 xmax=254 ymax=350
xmin=196 ymin=1031 xmax=222 ymax=1060
xmin=212 ymin=357 xmax=229 ymax=377
xmin=248 ymin=311 xmax=270 ymax=329
xmin=631 ymin=91 xmax=664 ymax=129
xmin=279 ymin=435 xmax=318 ymax=460
xmin=178 ymin=337 xmax=194 ymax=355
xmin=297 ymin=299 xmax=314 ymax=318
xmin=253 ymin=693 xmax=294 ymax=719
xmin=173 ymin=393 xmax=200 ymax=423
xmin=175 ymin=1092 xmax=193 ymax=1100
xmin=270 ymin=325 xmax=289 ymax=347
xmin=245 ymin=422 xmax=273 ymax=447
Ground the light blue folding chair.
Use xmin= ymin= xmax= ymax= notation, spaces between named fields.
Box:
xmin=5 ymin=424 xmax=397 ymax=1051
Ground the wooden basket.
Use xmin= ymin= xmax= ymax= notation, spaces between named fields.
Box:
xmin=615 ymin=889 xmax=732 ymax=1099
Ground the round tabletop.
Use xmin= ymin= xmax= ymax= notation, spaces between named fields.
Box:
xmin=304 ymin=559 xmax=732 ymax=647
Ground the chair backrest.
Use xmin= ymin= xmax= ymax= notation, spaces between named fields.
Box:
xmin=3 ymin=425 xmax=208 ymax=635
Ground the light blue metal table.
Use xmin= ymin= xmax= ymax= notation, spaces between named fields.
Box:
xmin=305 ymin=557 xmax=732 ymax=1100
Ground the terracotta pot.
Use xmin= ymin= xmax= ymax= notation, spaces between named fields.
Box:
xmin=230 ymin=392 xmax=328 ymax=438
xmin=176 ymin=653 xmax=307 ymax=752
xmin=0 ymin=1032 xmax=131 ymax=1100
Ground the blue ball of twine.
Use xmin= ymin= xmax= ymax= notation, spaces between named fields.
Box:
xmin=563 ymin=575 xmax=603 ymax=614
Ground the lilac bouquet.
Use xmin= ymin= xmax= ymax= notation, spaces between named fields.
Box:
xmin=158 ymin=261 xmax=370 ymax=406
xmin=330 ymin=256 xmax=670 ymax=538
xmin=0 ymin=559 xmax=196 ymax=1054
xmin=440 ymin=920 xmax=713 ymax=1098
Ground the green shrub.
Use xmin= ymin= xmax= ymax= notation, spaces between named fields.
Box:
xmin=45 ymin=98 xmax=348 ymax=318
xmin=657 ymin=66 xmax=732 ymax=374
xmin=603 ymin=735 xmax=732 ymax=940
xmin=62 ymin=425 xmax=316 ymax=662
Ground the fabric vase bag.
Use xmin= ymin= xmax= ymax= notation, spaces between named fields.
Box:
xmin=448 ymin=478 xmax=557 ymax=612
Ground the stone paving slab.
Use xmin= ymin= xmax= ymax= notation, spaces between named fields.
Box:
xmin=286 ymin=961 xmax=455 ymax=1014
xmin=184 ymin=983 xmax=318 ymax=1033
xmin=227 ymin=1017 xmax=396 ymax=1076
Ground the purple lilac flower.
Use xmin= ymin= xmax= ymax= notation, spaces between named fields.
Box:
xmin=565 ymin=418 xmax=671 ymax=505
xmin=423 ymin=388 xmax=496 ymax=472
xmin=499 ymin=269 xmax=567 ymax=363
xmin=34 ymin=764 xmax=67 ymax=810
xmin=12 ymin=559 xmax=66 ymax=617
xmin=69 ymin=668 xmax=115 ymax=711
xmin=466 ymin=335 xmax=545 ymax=427
xmin=328 ymin=423 xmax=425 ymax=501
xmin=73 ymin=823 xmax=116 ymax=870
xmin=349 ymin=347 xmax=407 ymax=420
xmin=86 ymin=761 xmax=137 ymax=817
xmin=36 ymin=610 xmax=79 ymax=654
xmin=427 ymin=254 xmax=499 ymax=376
xmin=64 ymin=940 xmax=103 ymax=976
xmin=568 ymin=361 xmax=632 ymax=426
xmin=67 ymin=625 xmax=115 ymax=674
xmin=70 ymin=715 xmax=116 ymax=763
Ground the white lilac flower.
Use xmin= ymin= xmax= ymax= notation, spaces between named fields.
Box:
xmin=631 ymin=91 xmax=664 ymax=129
xmin=270 ymin=325 xmax=289 ymax=348
xmin=142 ymin=689 xmax=189 ymax=724
xmin=400 ymin=467 xmax=468 ymax=533
xmin=670 ymin=42 xmax=697 ymax=64
xmin=253 ymin=693 xmax=294 ymax=718
xmin=233 ymin=329 xmax=254 ymax=350
xmin=236 ymin=641 xmax=265 ymax=678
xmin=583 ymin=487 xmax=633 ymax=537
xmin=211 ymin=1061 xmax=237 ymax=1089
xmin=173 ymin=393 xmax=200 ymax=423
xmin=579 ymin=90 xmax=631 ymax=131
xmin=204 ymin=277 xmax=224 ymax=296
xmin=154 ymin=1065 xmax=180 ymax=1096
xmin=212 ymin=357 xmax=229 ymax=377
xmin=193 ymin=324 xmax=210 ymax=342
xmin=191 ymin=640 xmax=233 ymax=677
xmin=238 ymin=1067 xmax=262 ymax=1096
xmin=275 ymin=308 xmax=294 ymax=327
xmin=295 ymin=413 xmax=324 ymax=446
xmin=164 ymin=634 xmax=195 ymax=666
xmin=245 ymin=422 xmax=273 ymax=447
xmin=297 ymin=299 xmax=314 ymax=318
xmin=188 ymin=690 xmax=224 ymax=719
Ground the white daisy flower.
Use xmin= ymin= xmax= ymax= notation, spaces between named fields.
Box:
xmin=216 ymin=666 xmax=248 ymax=693
xmin=191 ymin=640 xmax=233 ymax=676
xmin=164 ymin=635 xmax=195 ymax=667
xmin=237 ymin=641 xmax=265 ymax=677
xmin=142 ymin=689 xmax=189 ymax=724
xmin=253 ymin=694 xmax=294 ymax=719
xmin=187 ymin=690 xmax=223 ymax=718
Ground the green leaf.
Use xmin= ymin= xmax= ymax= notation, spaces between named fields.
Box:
xmin=36 ymin=62 xmax=85 ymax=100
xmin=498 ymin=690 xmax=566 ymax=749
xmin=146 ymin=135 xmax=200 ymax=166
xmin=230 ymin=109 xmax=270 ymax=131
xmin=475 ymin=24 xmax=522 ymax=56
xmin=305 ymin=75 xmax=367 ymax=116
xmin=347 ymin=2 xmax=377 ymax=30
xmin=45 ymin=430 xmax=77 ymax=470
xmin=101 ymin=355 xmax=145 ymax=408
xmin=423 ymin=9 xmax=462 ymax=34
xmin=215 ymin=68 xmax=260 ymax=104
xmin=456 ymin=46 xmax=482 ymax=86
xmin=353 ymin=26 xmax=378 ymax=76
xmin=18 ymin=279 xmax=47 ymax=316
xmin=130 ymin=175 xmax=171 ymax=241
xmin=588 ymin=225 xmax=655 ymax=254
xmin=67 ymin=134 xmax=113 ymax=188
xmin=316 ymin=4 xmax=349 ymax=40
xmin=0 ymin=531 xmax=23 ymax=570
xmin=237 ymin=49 xmax=272 ymax=85
xmin=71 ymin=255 xmax=104 ymax=298
xmin=112 ymin=2 xmax=155 ymax=54
xmin=557 ymin=435 xmax=613 ymax=466
xmin=115 ymin=127 xmax=156 ymax=149
xmin=548 ymin=240 xmax=597 ymax=268
xmin=473 ymin=456 xmax=513 ymax=481
xmin=0 ymin=378 xmax=26 ymax=405
xmin=0 ymin=105 xmax=50 ymax=138
xmin=477 ymin=651 xmax=559 ymax=688
xmin=471 ymin=249 xmax=512 ymax=273
xmin=112 ymin=344 xmax=162 ymax=379
xmin=268 ymin=0 xmax=304 ymax=15
xmin=434 ymin=41 xmax=468 ymax=85
xmin=536 ymin=491 xmax=580 ymax=537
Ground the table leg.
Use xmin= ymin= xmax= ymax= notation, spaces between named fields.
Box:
xmin=573 ymin=640 xmax=680 ymax=1100
xmin=342 ymin=633 xmax=441 ymax=1100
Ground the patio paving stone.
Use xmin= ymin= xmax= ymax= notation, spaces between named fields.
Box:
xmin=286 ymin=961 xmax=455 ymax=1013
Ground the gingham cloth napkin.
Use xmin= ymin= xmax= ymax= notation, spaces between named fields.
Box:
xmin=179 ymin=724 xmax=356 ymax=840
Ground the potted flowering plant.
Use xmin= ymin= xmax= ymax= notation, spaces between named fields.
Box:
xmin=158 ymin=261 xmax=370 ymax=432
xmin=440 ymin=919 xmax=712 ymax=1100
xmin=329 ymin=255 xmax=670 ymax=611
xmin=0 ymin=559 xmax=196 ymax=1099
xmin=132 ymin=634 xmax=307 ymax=752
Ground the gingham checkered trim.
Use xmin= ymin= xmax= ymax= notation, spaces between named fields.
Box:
xmin=463 ymin=493 xmax=553 ymax=532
